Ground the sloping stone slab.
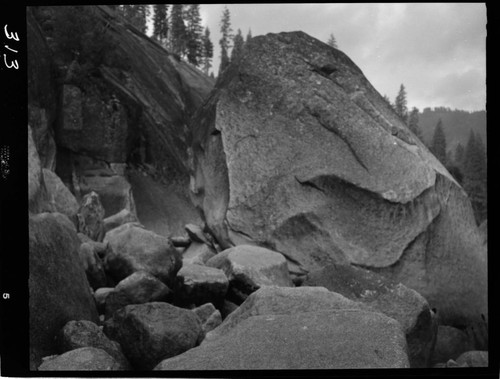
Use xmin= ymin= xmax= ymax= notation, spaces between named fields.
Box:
xmin=38 ymin=347 xmax=124 ymax=371
xmin=155 ymin=309 xmax=409 ymax=370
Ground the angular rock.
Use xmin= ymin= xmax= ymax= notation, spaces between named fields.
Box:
xmin=455 ymin=351 xmax=488 ymax=367
xmin=182 ymin=242 xmax=216 ymax=265
xmin=189 ymin=31 xmax=487 ymax=331
xmin=104 ymin=271 xmax=172 ymax=317
xmin=103 ymin=302 xmax=202 ymax=370
xmin=206 ymin=245 xmax=293 ymax=303
xmin=174 ymin=264 xmax=228 ymax=306
xmin=42 ymin=168 xmax=79 ymax=223
xmin=185 ymin=223 xmax=211 ymax=245
xmin=77 ymin=191 xmax=105 ymax=241
xmin=79 ymin=242 xmax=108 ymax=290
xmin=171 ymin=236 xmax=191 ymax=247
xmin=155 ymin=310 xmax=409 ymax=370
xmin=94 ymin=287 xmax=114 ymax=314
xmin=205 ymin=286 xmax=363 ymax=343
xmin=303 ymin=263 xmax=437 ymax=367
xmin=431 ymin=325 xmax=474 ymax=364
xmin=56 ymin=320 xmax=130 ymax=369
xmin=38 ymin=347 xmax=124 ymax=371
xmin=192 ymin=303 xmax=222 ymax=336
xmin=29 ymin=212 xmax=99 ymax=369
xmin=103 ymin=208 xmax=138 ymax=234
xmin=219 ymin=300 xmax=239 ymax=320
xmin=103 ymin=223 xmax=182 ymax=285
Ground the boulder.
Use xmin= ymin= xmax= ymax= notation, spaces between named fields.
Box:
xmin=77 ymin=191 xmax=105 ymax=241
xmin=103 ymin=302 xmax=202 ymax=370
xmin=29 ymin=212 xmax=99 ymax=369
xmin=103 ymin=223 xmax=182 ymax=285
xmin=192 ymin=303 xmax=222 ymax=336
xmin=28 ymin=125 xmax=53 ymax=214
xmin=205 ymin=286 xmax=363 ymax=343
xmin=103 ymin=208 xmax=138 ymax=234
xmin=79 ymin=242 xmax=108 ymax=290
xmin=56 ymin=320 xmax=130 ymax=369
xmin=182 ymin=242 xmax=216 ymax=265
xmin=104 ymin=271 xmax=172 ymax=318
xmin=185 ymin=223 xmax=212 ymax=245
xmin=42 ymin=168 xmax=79 ymax=222
xmin=38 ymin=347 xmax=124 ymax=371
xmin=174 ymin=264 xmax=228 ymax=306
xmin=206 ymin=245 xmax=293 ymax=303
xmin=189 ymin=31 xmax=487 ymax=331
xmin=219 ymin=299 xmax=239 ymax=320
xmin=431 ymin=325 xmax=474 ymax=364
xmin=155 ymin=309 xmax=409 ymax=370
xmin=303 ymin=263 xmax=437 ymax=367
xmin=455 ymin=351 xmax=488 ymax=367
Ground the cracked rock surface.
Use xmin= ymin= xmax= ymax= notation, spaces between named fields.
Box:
xmin=190 ymin=31 xmax=487 ymax=331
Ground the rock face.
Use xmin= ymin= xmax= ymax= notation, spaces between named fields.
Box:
xmin=103 ymin=223 xmax=182 ymax=285
xmin=38 ymin=347 xmax=124 ymax=371
xmin=155 ymin=309 xmax=409 ymax=370
xmin=190 ymin=31 xmax=487 ymax=330
xmin=455 ymin=351 xmax=488 ymax=367
xmin=103 ymin=302 xmax=202 ymax=370
xmin=303 ymin=263 xmax=436 ymax=367
xmin=206 ymin=245 xmax=293 ymax=303
xmin=29 ymin=212 xmax=99 ymax=369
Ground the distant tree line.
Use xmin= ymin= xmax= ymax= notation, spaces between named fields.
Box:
xmin=385 ymin=84 xmax=487 ymax=225
xmin=114 ymin=4 xmax=252 ymax=77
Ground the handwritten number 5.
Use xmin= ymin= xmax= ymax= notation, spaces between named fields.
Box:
xmin=4 ymin=25 xmax=19 ymax=41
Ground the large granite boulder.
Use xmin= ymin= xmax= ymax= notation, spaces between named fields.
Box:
xmin=103 ymin=302 xmax=202 ymax=370
xmin=42 ymin=168 xmax=79 ymax=222
xmin=103 ymin=223 xmax=182 ymax=285
xmin=190 ymin=31 xmax=487 ymax=332
xmin=155 ymin=309 xmax=409 ymax=370
xmin=303 ymin=263 xmax=437 ymax=367
xmin=29 ymin=212 xmax=99 ymax=369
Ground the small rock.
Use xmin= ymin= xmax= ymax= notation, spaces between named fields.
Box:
xmin=104 ymin=271 xmax=172 ymax=318
xmin=174 ymin=264 xmax=228 ymax=306
xmin=182 ymin=242 xmax=216 ymax=266
xmin=38 ymin=347 xmax=124 ymax=371
xmin=455 ymin=350 xmax=488 ymax=367
xmin=185 ymin=223 xmax=211 ymax=245
xmin=103 ymin=302 xmax=202 ymax=370
xmin=171 ymin=236 xmax=191 ymax=247
xmin=103 ymin=223 xmax=181 ymax=285
xmin=220 ymin=299 xmax=239 ymax=320
xmin=432 ymin=325 xmax=473 ymax=364
xmin=94 ymin=288 xmax=114 ymax=314
xmin=192 ymin=303 xmax=222 ymax=336
xmin=56 ymin=320 xmax=130 ymax=369
xmin=206 ymin=245 xmax=293 ymax=303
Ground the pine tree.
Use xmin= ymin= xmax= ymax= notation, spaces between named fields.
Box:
xmin=454 ymin=142 xmax=465 ymax=168
xmin=246 ymin=29 xmax=252 ymax=42
xmin=201 ymin=26 xmax=214 ymax=75
xmin=185 ymin=4 xmax=203 ymax=66
xmin=463 ymin=130 xmax=487 ymax=224
xmin=430 ymin=119 xmax=447 ymax=165
xmin=170 ymin=4 xmax=187 ymax=57
xmin=408 ymin=107 xmax=423 ymax=141
xmin=231 ymin=28 xmax=244 ymax=61
xmin=219 ymin=6 xmax=233 ymax=75
xmin=153 ymin=4 xmax=169 ymax=46
xmin=327 ymin=33 xmax=338 ymax=48
xmin=394 ymin=84 xmax=408 ymax=123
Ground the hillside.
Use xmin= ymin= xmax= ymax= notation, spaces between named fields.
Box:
xmin=418 ymin=107 xmax=486 ymax=151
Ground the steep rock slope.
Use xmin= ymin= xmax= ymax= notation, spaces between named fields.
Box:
xmin=190 ymin=31 xmax=487 ymax=331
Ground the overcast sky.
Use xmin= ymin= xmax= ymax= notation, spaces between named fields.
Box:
xmin=192 ymin=3 xmax=486 ymax=112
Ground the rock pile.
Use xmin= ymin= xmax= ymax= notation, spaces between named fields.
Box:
xmin=27 ymin=5 xmax=488 ymax=372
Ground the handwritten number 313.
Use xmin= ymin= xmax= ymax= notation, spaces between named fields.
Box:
xmin=4 ymin=24 xmax=19 ymax=70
